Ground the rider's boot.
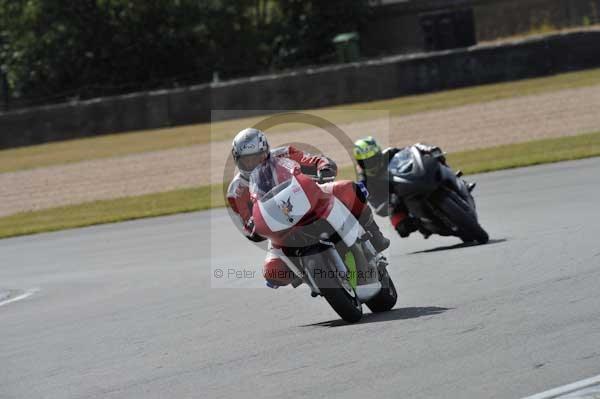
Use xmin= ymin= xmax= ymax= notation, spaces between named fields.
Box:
xmin=358 ymin=206 xmax=390 ymax=253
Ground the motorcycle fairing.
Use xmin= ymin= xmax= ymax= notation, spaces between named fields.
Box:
xmin=324 ymin=197 xmax=363 ymax=248
xmin=257 ymin=175 xmax=311 ymax=232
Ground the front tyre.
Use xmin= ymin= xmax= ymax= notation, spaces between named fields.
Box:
xmin=366 ymin=267 xmax=398 ymax=313
xmin=431 ymin=188 xmax=489 ymax=244
xmin=311 ymin=259 xmax=363 ymax=323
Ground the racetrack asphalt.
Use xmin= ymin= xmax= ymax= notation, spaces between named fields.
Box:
xmin=1 ymin=158 xmax=600 ymax=399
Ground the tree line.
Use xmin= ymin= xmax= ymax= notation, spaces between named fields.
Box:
xmin=0 ymin=0 xmax=368 ymax=108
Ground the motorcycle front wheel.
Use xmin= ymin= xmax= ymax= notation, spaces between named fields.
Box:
xmin=430 ymin=188 xmax=489 ymax=244
xmin=310 ymin=258 xmax=363 ymax=323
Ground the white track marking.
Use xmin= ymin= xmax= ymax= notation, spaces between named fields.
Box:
xmin=523 ymin=374 xmax=600 ymax=399
xmin=561 ymin=384 xmax=600 ymax=398
xmin=0 ymin=288 xmax=39 ymax=308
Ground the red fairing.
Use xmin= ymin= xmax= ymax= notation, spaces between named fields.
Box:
xmin=251 ymin=166 xmax=335 ymax=247
xmin=229 ymin=146 xmax=334 ymax=239
xmin=321 ymin=180 xmax=366 ymax=219
xmin=294 ymin=173 xmax=334 ymax=222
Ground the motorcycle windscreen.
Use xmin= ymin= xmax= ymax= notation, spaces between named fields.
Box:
xmin=250 ymin=156 xmax=300 ymax=200
xmin=257 ymin=176 xmax=311 ymax=232
xmin=388 ymin=148 xmax=414 ymax=175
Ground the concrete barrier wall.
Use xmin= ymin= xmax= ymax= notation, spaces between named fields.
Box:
xmin=1 ymin=29 xmax=600 ymax=149
xmin=362 ymin=0 xmax=600 ymax=56
xmin=474 ymin=0 xmax=600 ymax=41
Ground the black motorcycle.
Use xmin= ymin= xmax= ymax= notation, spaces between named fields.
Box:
xmin=388 ymin=145 xmax=488 ymax=244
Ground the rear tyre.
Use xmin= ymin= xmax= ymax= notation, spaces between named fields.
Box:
xmin=312 ymin=260 xmax=363 ymax=323
xmin=431 ymin=189 xmax=489 ymax=244
xmin=366 ymin=268 xmax=398 ymax=313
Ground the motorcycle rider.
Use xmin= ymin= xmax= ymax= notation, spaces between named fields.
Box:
xmin=353 ymin=136 xmax=451 ymax=238
xmin=227 ymin=128 xmax=390 ymax=288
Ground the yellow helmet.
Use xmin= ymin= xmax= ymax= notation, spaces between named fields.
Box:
xmin=353 ymin=136 xmax=383 ymax=175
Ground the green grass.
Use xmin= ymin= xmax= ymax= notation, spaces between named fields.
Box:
xmin=3 ymin=67 xmax=600 ymax=173
xmin=2 ymin=131 xmax=600 ymax=240
xmin=0 ymin=185 xmax=224 ymax=239
xmin=445 ymin=132 xmax=600 ymax=174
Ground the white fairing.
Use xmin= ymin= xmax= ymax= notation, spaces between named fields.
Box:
xmin=258 ymin=176 xmax=311 ymax=232
xmin=326 ymin=198 xmax=362 ymax=248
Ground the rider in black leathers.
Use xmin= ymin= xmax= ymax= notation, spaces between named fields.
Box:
xmin=353 ymin=137 xmax=447 ymax=238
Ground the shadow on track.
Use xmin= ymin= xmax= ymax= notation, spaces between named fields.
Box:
xmin=408 ymin=238 xmax=508 ymax=254
xmin=302 ymin=306 xmax=451 ymax=328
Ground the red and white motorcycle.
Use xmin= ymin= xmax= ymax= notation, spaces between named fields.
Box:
xmin=249 ymin=157 xmax=397 ymax=323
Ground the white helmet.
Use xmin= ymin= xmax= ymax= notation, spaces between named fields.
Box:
xmin=232 ymin=128 xmax=270 ymax=178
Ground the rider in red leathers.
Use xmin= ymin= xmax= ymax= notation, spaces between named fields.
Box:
xmin=227 ymin=128 xmax=390 ymax=288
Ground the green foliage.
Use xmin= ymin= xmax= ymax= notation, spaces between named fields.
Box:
xmin=270 ymin=0 xmax=369 ymax=68
xmin=0 ymin=0 xmax=368 ymax=106
xmin=1 ymin=0 xmax=258 ymax=101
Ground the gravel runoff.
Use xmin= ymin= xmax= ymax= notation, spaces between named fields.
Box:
xmin=2 ymin=84 xmax=600 ymax=217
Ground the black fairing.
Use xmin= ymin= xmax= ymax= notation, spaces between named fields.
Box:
xmin=389 ymin=147 xmax=471 ymax=201
xmin=388 ymin=146 xmax=478 ymax=236
xmin=389 ymin=148 xmax=442 ymax=198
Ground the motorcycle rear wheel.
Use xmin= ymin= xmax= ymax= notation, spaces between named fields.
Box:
xmin=365 ymin=267 xmax=398 ymax=313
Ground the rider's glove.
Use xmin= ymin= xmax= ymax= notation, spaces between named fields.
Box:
xmin=247 ymin=233 xmax=266 ymax=242
xmin=265 ymin=281 xmax=280 ymax=289
xmin=415 ymin=143 xmax=446 ymax=164
xmin=415 ymin=143 xmax=437 ymax=153
xmin=245 ymin=218 xmax=266 ymax=242
xmin=317 ymin=167 xmax=336 ymax=183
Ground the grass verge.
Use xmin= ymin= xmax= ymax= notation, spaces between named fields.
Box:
xmin=2 ymin=131 xmax=600 ymax=240
xmin=0 ymin=185 xmax=223 ymax=239
xmin=3 ymin=67 xmax=600 ymax=173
